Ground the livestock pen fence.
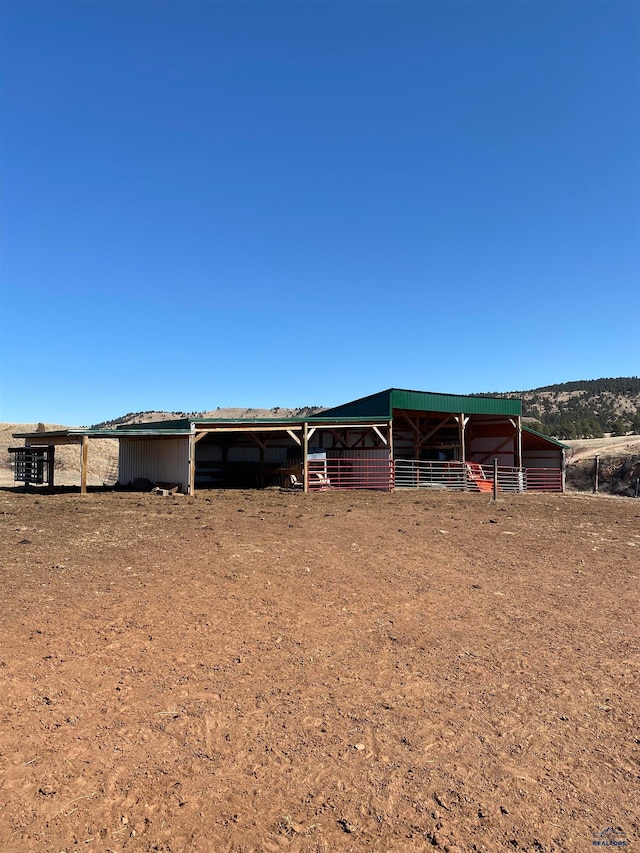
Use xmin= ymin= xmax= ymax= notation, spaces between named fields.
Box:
xmin=307 ymin=454 xmax=394 ymax=491
xmin=392 ymin=459 xmax=563 ymax=492
xmin=306 ymin=456 xmax=563 ymax=492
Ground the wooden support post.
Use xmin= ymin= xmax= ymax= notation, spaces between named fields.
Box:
xmin=388 ymin=419 xmax=394 ymax=490
xmin=493 ymin=457 xmax=498 ymax=501
xmin=459 ymin=413 xmax=466 ymax=463
xmin=516 ymin=416 xmax=523 ymax=469
xmin=47 ymin=445 xmax=55 ymax=489
xmin=188 ymin=432 xmax=196 ymax=496
xmin=287 ymin=429 xmax=302 ymax=446
xmin=80 ymin=435 xmax=89 ymax=495
xmin=303 ymin=422 xmax=309 ymax=493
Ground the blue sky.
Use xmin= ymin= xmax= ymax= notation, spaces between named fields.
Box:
xmin=1 ymin=0 xmax=638 ymax=425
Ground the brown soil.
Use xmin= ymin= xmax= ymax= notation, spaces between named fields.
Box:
xmin=0 ymin=489 xmax=638 ymax=852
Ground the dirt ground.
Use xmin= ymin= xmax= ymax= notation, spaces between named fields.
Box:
xmin=0 ymin=488 xmax=638 ymax=853
xmin=564 ymin=435 xmax=640 ymax=464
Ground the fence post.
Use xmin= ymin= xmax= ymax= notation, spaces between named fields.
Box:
xmin=593 ymin=454 xmax=600 ymax=494
xmin=47 ymin=445 xmax=55 ymax=489
xmin=493 ymin=457 xmax=498 ymax=501
xmin=303 ymin=422 xmax=309 ymax=493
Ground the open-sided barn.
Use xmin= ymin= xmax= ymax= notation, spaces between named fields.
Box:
xmin=12 ymin=389 xmax=566 ymax=494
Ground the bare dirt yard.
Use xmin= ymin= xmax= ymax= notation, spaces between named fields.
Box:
xmin=0 ymin=488 xmax=638 ymax=852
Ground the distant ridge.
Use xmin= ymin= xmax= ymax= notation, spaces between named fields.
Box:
xmin=91 ymin=405 xmax=325 ymax=430
xmin=91 ymin=377 xmax=640 ymax=441
xmin=477 ymin=377 xmax=640 ymax=440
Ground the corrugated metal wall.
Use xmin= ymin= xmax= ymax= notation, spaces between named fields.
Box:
xmin=196 ymin=444 xmax=289 ymax=464
xmin=522 ymin=448 xmax=563 ymax=468
xmin=197 ymin=444 xmax=223 ymax=462
xmin=119 ymin=437 xmax=190 ymax=491
xmin=469 ymin=437 xmax=515 ymax=467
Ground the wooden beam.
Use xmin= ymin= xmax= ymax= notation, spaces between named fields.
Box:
xmin=80 ymin=435 xmax=89 ymax=495
xmin=397 ymin=409 xmax=421 ymax=434
xmin=350 ymin=433 xmax=368 ymax=450
xmin=249 ymin=433 xmax=266 ymax=450
xmin=307 ymin=422 xmax=388 ymax=431
xmin=27 ymin=435 xmax=84 ymax=447
xmin=474 ymin=436 xmax=513 ymax=464
xmin=325 ymin=428 xmax=347 ymax=449
xmin=287 ymin=429 xmax=302 ymax=446
xmin=47 ymin=445 xmax=55 ymax=489
xmin=372 ymin=425 xmax=387 ymax=445
xmin=303 ymin=422 xmax=309 ymax=493
xmin=194 ymin=431 xmax=209 ymax=443
xmin=188 ymin=433 xmax=196 ymax=495
xmin=459 ymin=413 xmax=466 ymax=463
xmin=192 ymin=425 xmax=305 ymax=434
xmin=417 ymin=414 xmax=454 ymax=447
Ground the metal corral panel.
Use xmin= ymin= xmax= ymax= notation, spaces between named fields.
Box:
xmin=119 ymin=437 xmax=190 ymax=491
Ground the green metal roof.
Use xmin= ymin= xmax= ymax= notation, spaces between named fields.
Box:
xmin=391 ymin=389 xmax=521 ymax=416
xmin=117 ymin=418 xmax=192 ymax=431
xmin=322 ymin=388 xmax=521 ymax=418
xmin=522 ymin=426 xmax=569 ymax=449
xmin=13 ymin=427 xmax=193 ymax=440
xmin=120 ymin=414 xmax=391 ymax=430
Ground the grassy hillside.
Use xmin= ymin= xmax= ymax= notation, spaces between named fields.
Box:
xmin=91 ymin=405 xmax=324 ymax=429
xmin=480 ymin=377 xmax=640 ymax=440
